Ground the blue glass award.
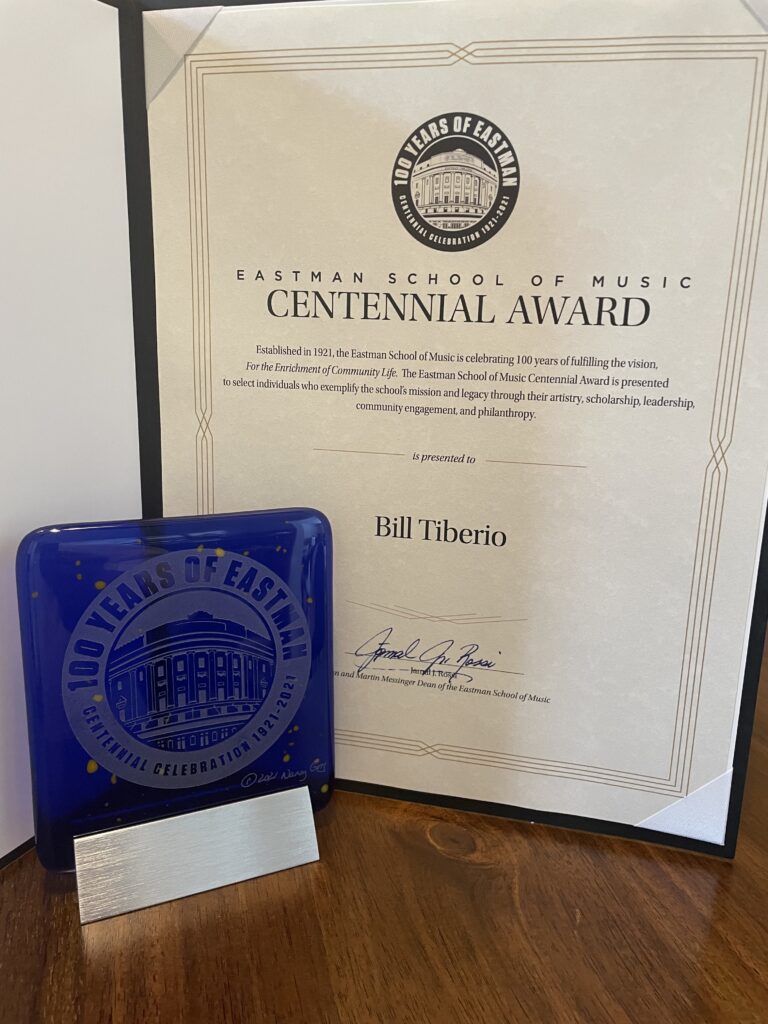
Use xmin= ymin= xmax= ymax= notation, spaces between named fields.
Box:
xmin=16 ymin=508 xmax=333 ymax=871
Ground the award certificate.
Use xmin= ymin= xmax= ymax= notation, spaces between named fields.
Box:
xmin=122 ymin=0 xmax=768 ymax=853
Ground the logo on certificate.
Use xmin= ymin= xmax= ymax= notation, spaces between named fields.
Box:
xmin=391 ymin=112 xmax=520 ymax=251
xmin=61 ymin=549 xmax=311 ymax=788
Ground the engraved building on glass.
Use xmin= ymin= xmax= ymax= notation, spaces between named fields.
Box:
xmin=105 ymin=611 xmax=276 ymax=752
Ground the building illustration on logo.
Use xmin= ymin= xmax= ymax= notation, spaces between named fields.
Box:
xmin=410 ymin=148 xmax=499 ymax=231
xmin=105 ymin=611 xmax=276 ymax=753
xmin=392 ymin=112 xmax=519 ymax=251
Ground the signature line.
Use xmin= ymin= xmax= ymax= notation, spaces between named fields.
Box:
xmin=345 ymin=653 xmax=525 ymax=678
xmin=486 ymin=459 xmax=587 ymax=469
xmin=314 ymin=448 xmax=406 ymax=456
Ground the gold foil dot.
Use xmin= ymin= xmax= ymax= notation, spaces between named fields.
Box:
xmin=215 ymin=547 xmax=225 ymax=557
xmin=75 ymin=560 xmax=81 ymax=566
xmin=76 ymin=573 xmax=83 ymax=581
xmin=110 ymin=775 xmax=117 ymax=785
xmin=86 ymin=759 xmax=99 ymax=774
xmin=293 ymin=725 xmax=300 ymax=732
xmin=93 ymin=694 xmax=104 ymax=703
xmin=243 ymin=550 xmax=250 ymax=556
xmin=31 ymin=591 xmax=39 ymax=599
xmin=306 ymin=597 xmax=314 ymax=604
xmin=275 ymin=545 xmax=281 ymax=552
xmin=197 ymin=544 xmax=205 ymax=552
xmin=283 ymin=754 xmax=291 ymax=763
xmin=320 ymin=784 xmax=329 ymax=794
xmin=94 ymin=580 xmax=106 ymax=590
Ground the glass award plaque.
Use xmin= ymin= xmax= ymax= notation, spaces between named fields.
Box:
xmin=16 ymin=508 xmax=333 ymax=872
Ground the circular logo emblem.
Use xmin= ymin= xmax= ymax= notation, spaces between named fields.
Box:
xmin=62 ymin=549 xmax=311 ymax=789
xmin=391 ymin=112 xmax=520 ymax=251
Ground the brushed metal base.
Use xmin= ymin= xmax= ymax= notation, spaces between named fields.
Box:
xmin=74 ymin=786 xmax=319 ymax=924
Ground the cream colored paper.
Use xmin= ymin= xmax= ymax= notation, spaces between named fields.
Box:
xmin=146 ymin=0 xmax=768 ymax=842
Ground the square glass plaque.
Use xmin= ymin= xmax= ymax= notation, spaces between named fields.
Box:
xmin=16 ymin=508 xmax=333 ymax=871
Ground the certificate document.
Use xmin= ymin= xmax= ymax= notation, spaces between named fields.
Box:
xmin=133 ymin=0 xmax=768 ymax=853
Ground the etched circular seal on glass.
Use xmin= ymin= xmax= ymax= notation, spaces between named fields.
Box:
xmin=61 ymin=548 xmax=312 ymax=789
xmin=391 ymin=112 xmax=520 ymax=251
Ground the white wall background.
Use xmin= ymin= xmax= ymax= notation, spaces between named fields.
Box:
xmin=0 ymin=0 xmax=141 ymax=861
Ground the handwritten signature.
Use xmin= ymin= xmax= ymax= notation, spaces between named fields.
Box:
xmin=353 ymin=626 xmax=497 ymax=683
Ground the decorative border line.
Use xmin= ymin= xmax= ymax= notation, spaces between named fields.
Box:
xmin=184 ymin=36 xmax=768 ymax=797
xmin=345 ymin=598 xmax=527 ymax=627
xmin=186 ymin=54 xmax=214 ymax=514
xmin=335 ymin=731 xmax=684 ymax=795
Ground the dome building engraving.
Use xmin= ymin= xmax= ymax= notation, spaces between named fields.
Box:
xmin=410 ymin=147 xmax=499 ymax=231
xmin=105 ymin=611 xmax=276 ymax=753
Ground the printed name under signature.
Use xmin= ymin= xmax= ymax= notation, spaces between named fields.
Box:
xmin=354 ymin=626 xmax=497 ymax=683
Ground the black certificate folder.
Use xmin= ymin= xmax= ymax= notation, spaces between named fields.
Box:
xmin=104 ymin=0 xmax=768 ymax=856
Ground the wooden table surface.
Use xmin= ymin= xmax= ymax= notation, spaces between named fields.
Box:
xmin=2 ymin=650 xmax=767 ymax=1024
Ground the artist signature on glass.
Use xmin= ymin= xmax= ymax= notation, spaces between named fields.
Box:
xmin=354 ymin=626 xmax=497 ymax=683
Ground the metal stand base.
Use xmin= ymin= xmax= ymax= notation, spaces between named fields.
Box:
xmin=74 ymin=786 xmax=319 ymax=924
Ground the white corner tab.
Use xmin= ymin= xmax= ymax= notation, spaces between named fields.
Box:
xmin=636 ymin=770 xmax=733 ymax=846
xmin=143 ymin=6 xmax=222 ymax=107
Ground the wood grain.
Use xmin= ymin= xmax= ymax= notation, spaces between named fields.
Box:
xmin=2 ymin=649 xmax=767 ymax=1024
